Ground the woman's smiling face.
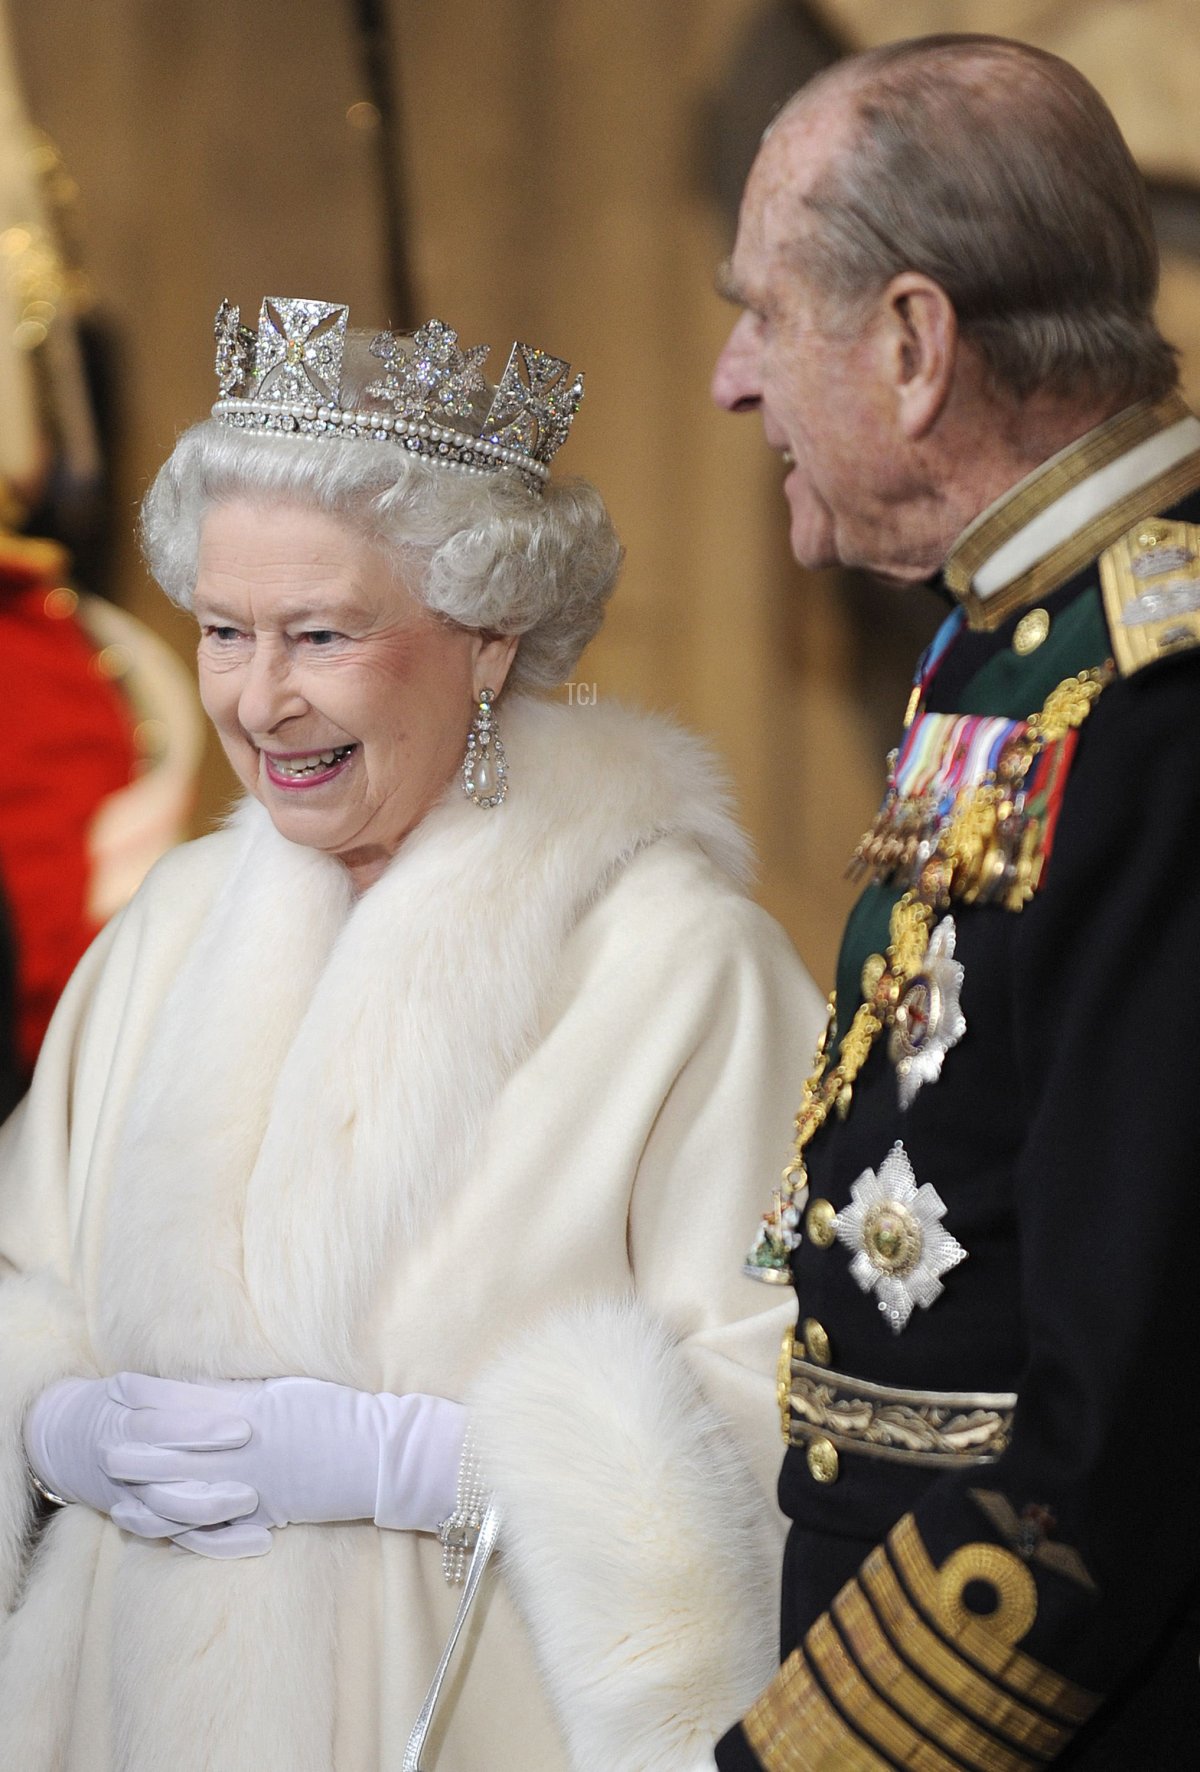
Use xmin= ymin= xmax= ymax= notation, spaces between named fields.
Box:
xmin=194 ymin=500 xmax=515 ymax=891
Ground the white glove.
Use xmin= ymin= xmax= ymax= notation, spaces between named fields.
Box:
xmin=24 ymin=1375 xmax=262 ymax=1556
xmin=103 ymin=1372 xmax=466 ymax=1553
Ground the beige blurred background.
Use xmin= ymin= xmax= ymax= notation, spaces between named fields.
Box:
xmin=9 ymin=0 xmax=1200 ymax=988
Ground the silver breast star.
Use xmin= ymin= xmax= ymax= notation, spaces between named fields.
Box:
xmin=835 ymin=1142 xmax=967 ymax=1334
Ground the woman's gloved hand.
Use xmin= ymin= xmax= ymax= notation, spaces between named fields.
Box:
xmin=26 ymin=1372 xmax=466 ymax=1561
xmin=23 ymin=1375 xmax=263 ymax=1554
xmin=102 ymin=1372 xmax=466 ymax=1553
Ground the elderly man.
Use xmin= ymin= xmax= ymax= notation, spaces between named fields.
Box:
xmin=710 ymin=32 xmax=1200 ymax=1771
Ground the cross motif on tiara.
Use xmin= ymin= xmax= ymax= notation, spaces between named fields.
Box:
xmin=483 ymin=343 xmax=584 ymax=462
xmin=367 ymin=319 xmax=491 ymax=423
xmin=254 ymin=297 xmax=349 ymax=405
xmin=214 ymin=301 xmax=256 ymax=397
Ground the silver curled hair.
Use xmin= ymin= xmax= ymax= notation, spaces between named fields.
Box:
xmin=140 ymin=421 xmax=623 ymax=694
xmin=782 ymin=34 xmax=1178 ymax=408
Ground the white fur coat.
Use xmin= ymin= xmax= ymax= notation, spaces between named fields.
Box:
xmin=0 ymin=695 xmax=823 ymax=1772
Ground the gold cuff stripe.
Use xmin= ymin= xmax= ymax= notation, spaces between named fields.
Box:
xmin=743 ymin=1645 xmax=895 ymax=1771
xmin=890 ymin=1516 xmax=1099 ymax=1726
xmin=861 ymin=1549 xmax=1068 ymax=1758
xmin=807 ymin=1612 xmax=970 ymax=1770
xmin=946 ymin=395 xmax=1188 ymax=592
xmin=833 ymin=1579 xmax=1047 ymax=1769
xmin=957 ymin=450 xmax=1200 ymax=630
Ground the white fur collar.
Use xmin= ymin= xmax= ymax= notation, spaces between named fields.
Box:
xmin=94 ymin=696 xmax=751 ymax=1380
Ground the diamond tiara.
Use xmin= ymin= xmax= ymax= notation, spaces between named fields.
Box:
xmin=211 ymin=297 xmax=585 ymax=493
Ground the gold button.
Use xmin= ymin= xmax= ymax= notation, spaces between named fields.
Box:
xmin=1013 ymin=607 xmax=1050 ymax=656
xmin=805 ymin=1199 xmax=837 ymax=1248
xmin=806 ymin=1437 xmax=839 ymax=1484
xmin=803 ymin=1318 xmax=831 ymax=1367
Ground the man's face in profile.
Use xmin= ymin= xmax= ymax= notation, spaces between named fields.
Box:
xmin=711 ymin=103 xmax=901 ymax=578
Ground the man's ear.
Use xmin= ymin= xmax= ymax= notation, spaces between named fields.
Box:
xmin=880 ymin=272 xmax=958 ymax=440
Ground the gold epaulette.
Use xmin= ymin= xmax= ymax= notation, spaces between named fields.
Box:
xmin=1099 ymin=518 xmax=1200 ymax=676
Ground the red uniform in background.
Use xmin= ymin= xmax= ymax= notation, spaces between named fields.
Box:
xmin=0 ymin=532 xmax=137 ymax=1080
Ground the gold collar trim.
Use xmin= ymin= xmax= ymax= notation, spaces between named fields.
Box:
xmin=945 ymin=394 xmax=1200 ymax=630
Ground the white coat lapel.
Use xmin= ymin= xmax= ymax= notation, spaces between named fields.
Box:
xmin=94 ymin=801 xmax=353 ymax=1375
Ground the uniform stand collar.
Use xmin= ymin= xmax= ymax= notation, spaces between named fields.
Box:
xmin=944 ymin=393 xmax=1200 ymax=630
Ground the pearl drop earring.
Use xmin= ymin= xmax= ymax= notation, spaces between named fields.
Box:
xmin=462 ymin=688 xmax=508 ymax=807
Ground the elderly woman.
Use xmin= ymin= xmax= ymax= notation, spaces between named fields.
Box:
xmin=0 ymin=298 xmax=821 ymax=1772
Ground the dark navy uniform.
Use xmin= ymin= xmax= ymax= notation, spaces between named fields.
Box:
xmin=718 ymin=396 xmax=1200 ymax=1769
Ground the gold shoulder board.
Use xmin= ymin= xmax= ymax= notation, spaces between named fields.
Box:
xmin=1099 ymin=518 xmax=1200 ymax=676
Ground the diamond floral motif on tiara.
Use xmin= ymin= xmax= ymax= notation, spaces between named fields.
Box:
xmin=835 ymin=1142 xmax=967 ymax=1334
xmin=214 ymin=301 xmax=256 ymax=397
xmin=254 ymin=297 xmax=348 ymax=405
xmin=483 ymin=342 xmax=585 ymax=462
xmin=367 ymin=319 xmax=491 ymax=423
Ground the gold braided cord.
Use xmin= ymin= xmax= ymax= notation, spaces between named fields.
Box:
xmin=788 ymin=891 xmax=931 ymax=1172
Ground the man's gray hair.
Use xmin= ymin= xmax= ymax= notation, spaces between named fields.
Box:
xmin=141 ymin=422 xmax=623 ymax=693
xmin=786 ymin=34 xmax=1177 ymax=406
